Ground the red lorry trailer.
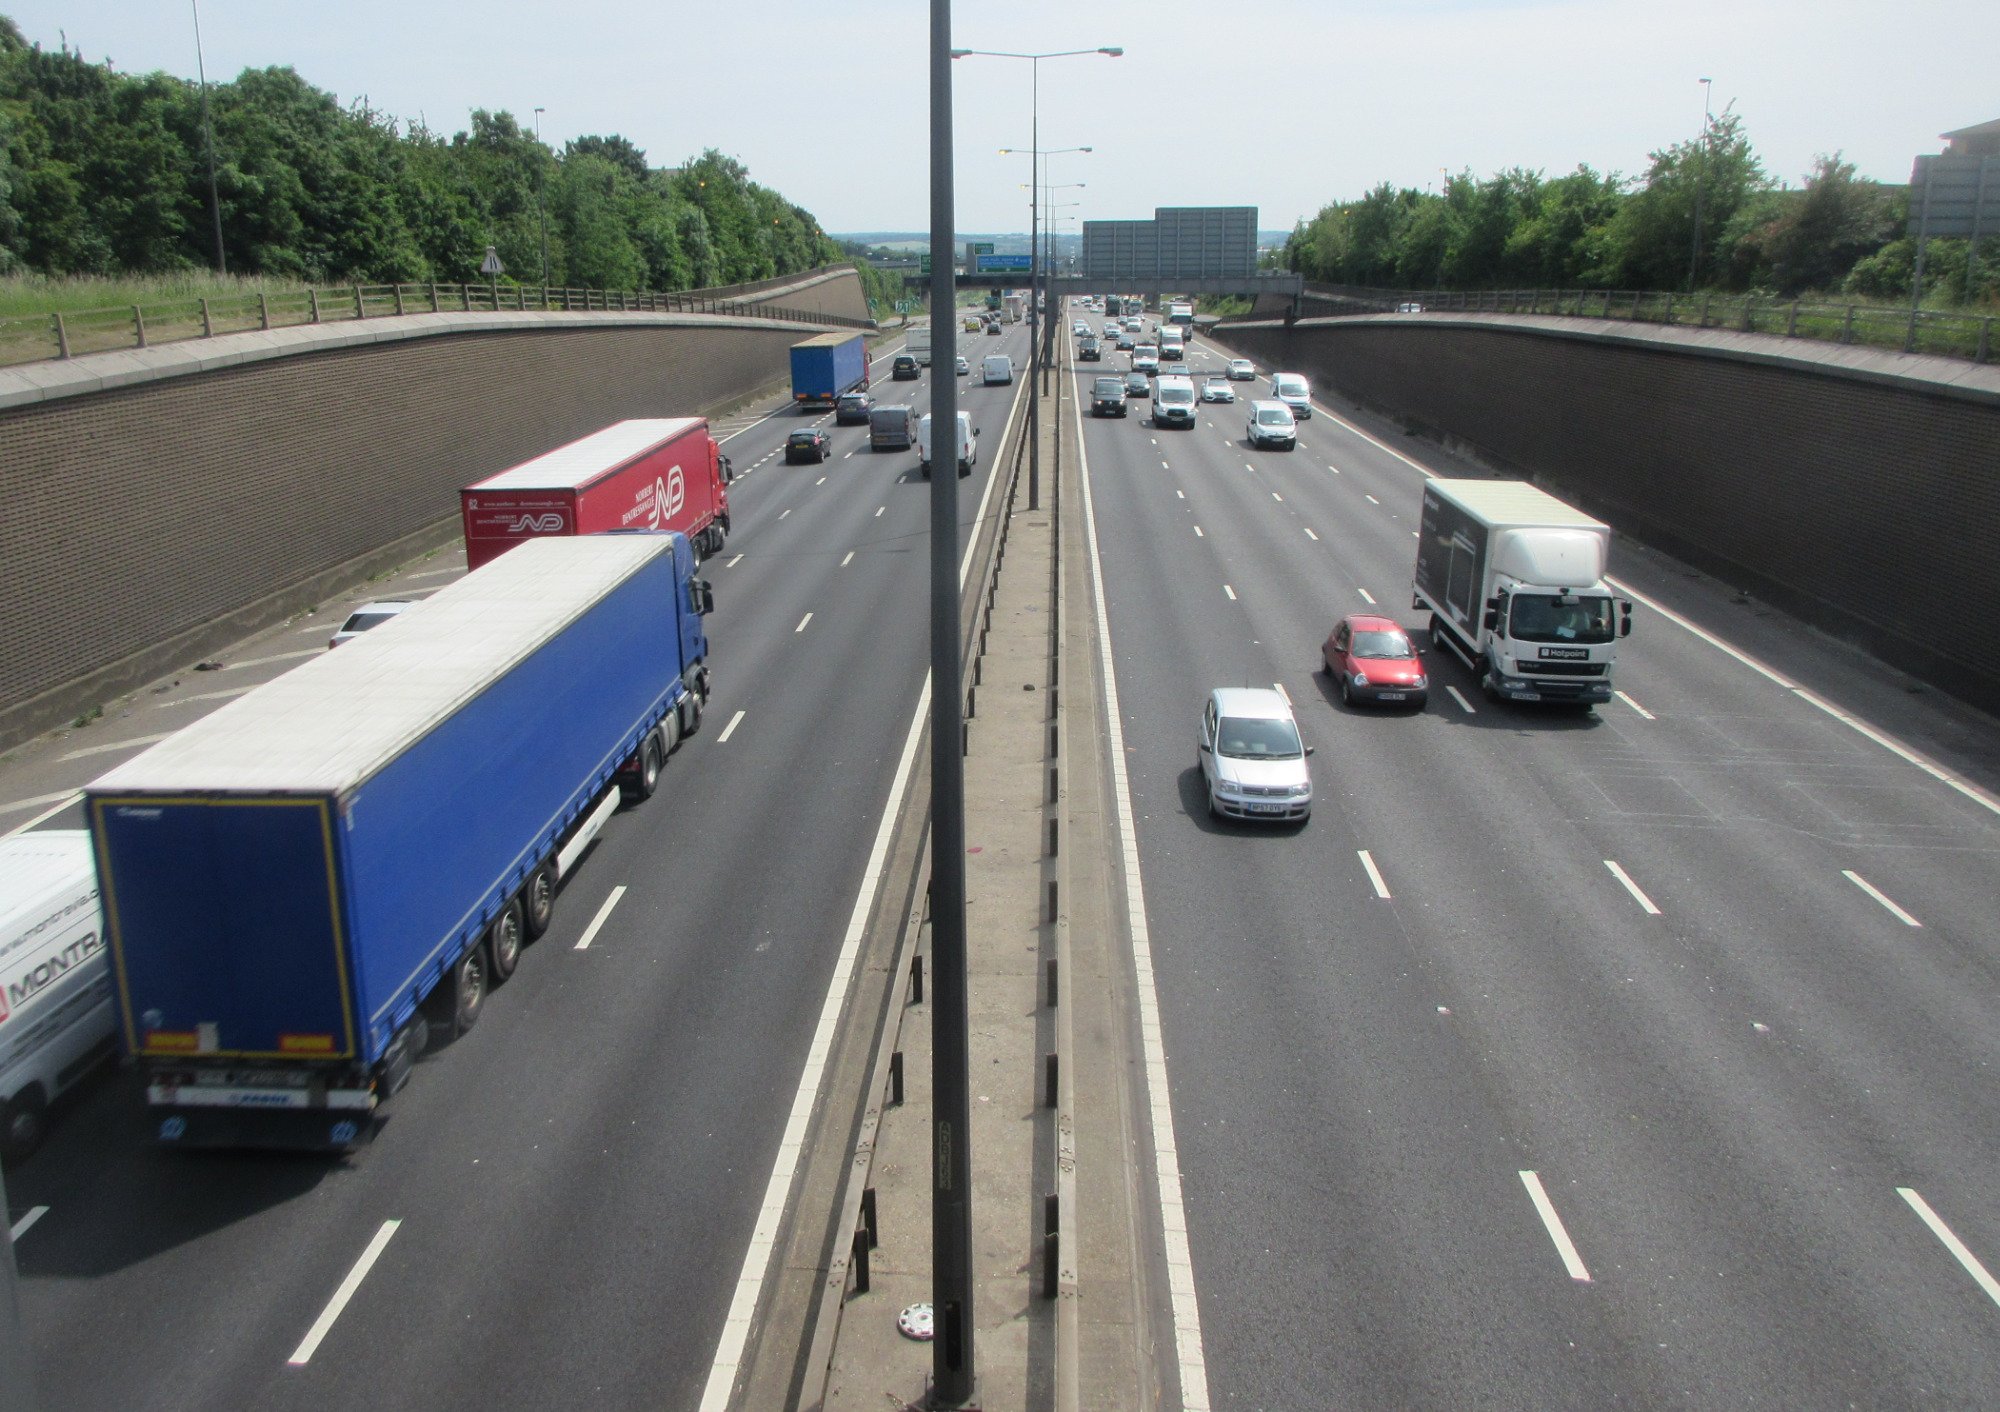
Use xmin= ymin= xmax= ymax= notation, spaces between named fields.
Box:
xmin=461 ymin=418 xmax=732 ymax=570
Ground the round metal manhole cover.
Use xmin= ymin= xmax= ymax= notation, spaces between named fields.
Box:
xmin=897 ymin=1302 xmax=934 ymax=1341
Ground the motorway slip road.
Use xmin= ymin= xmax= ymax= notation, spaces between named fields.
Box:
xmin=4 ymin=317 xmax=1033 ymax=1410
xmin=1077 ymin=315 xmax=2000 ymax=1406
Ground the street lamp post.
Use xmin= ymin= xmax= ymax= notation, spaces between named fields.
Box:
xmin=533 ymin=107 xmax=551 ymax=291
xmin=190 ymin=0 xmax=225 ymax=274
xmin=953 ymin=46 xmax=1120 ymax=510
xmin=1688 ymin=77 xmax=1712 ymax=294
xmin=997 ymin=144 xmax=1094 ymax=507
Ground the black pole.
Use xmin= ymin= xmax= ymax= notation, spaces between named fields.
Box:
xmin=1026 ymin=59 xmax=1040 ymax=514
xmin=0 ymin=1165 xmax=38 ymax=1409
xmin=191 ymin=0 xmax=225 ymax=275
xmin=928 ymin=2 xmax=975 ymax=1402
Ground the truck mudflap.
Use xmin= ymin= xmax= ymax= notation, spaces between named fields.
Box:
xmin=150 ymin=1104 xmax=381 ymax=1152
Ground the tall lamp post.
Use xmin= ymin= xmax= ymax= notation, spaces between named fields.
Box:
xmin=1688 ymin=77 xmax=1712 ymax=294
xmin=996 ymin=142 xmax=1095 ymax=506
xmin=533 ymin=106 xmax=551 ymax=291
xmin=953 ymin=46 xmax=1120 ymax=511
xmin=190 ymin=0 xmax=225 ymax=274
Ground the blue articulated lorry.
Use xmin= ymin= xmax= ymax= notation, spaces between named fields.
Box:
xmin=789 ymin=330 xmax=870 ymax=408
xmin=86 ymin=533 xmax=713 ymax=1150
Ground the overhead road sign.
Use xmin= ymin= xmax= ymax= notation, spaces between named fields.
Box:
xmin=975 ymin=253 xmax=1032 ymax=272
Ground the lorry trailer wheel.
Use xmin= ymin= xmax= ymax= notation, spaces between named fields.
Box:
xmin=0 ymin=1087 xmax=47 ymax=1162
xmin=522 ymin=863 xmax=557 ymax=940
xmin=630 ymin=731 xmax=663 ymax=803
xmin=450 ymin=946 xmax=486 ymax=1035
xmin=487 ymin=899 xmax=524 ymax=983
xmin=679 ymin=691 xmax=703 ymax=738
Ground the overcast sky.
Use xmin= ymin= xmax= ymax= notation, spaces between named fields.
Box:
xmin=11 ymin=2 xmax=1995 ymax=236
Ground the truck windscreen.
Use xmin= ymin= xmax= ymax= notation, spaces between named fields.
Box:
xmin=1509 ymin=595 xmax=1615 ymax=644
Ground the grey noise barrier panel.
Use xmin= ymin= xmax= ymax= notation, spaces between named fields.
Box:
xmin=0 ymin=269 xmax=871 ymax=750
xmin=1215 ymin=313 xmax=2000 ymax=715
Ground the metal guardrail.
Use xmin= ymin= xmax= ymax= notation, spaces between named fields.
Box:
xmin=1297 ymin=283 xmax=1997 ymax=365
xmin=0 ymin=266 xmax=873 ymax=369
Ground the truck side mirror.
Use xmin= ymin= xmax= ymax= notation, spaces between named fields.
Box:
xmin=1482 ymin=608 xmax=1498 ymax=631
xmin=1619 ymin=603 xmax=1633 ymax=638
xmin=699 ymin=581 xmax=715 ymax=616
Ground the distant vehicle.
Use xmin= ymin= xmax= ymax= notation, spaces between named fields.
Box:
xmin=1270 ymin=372 xmax=1313 ymax=419
xmin=1073 ymin=320 xmax=1090 ymax=337
xmin=1103 ymin=322 xmax=1120 ymax=338
xmin=1116 ymin=331 xmax=1136 ymax=351
xmin=869 ymin=404 xmax=920 ymax=451
xmin=835 ymin=391 xmax=874 ymax=425
xmin=986 ymin=320 xmax=1004 ymax=336
xmin=1091 ymin=375 xmax=1129 ymax=417
xmin=906 ymin=325 xmax=934 ymax=367
xmin=790 ymin=331 xmax=870 ymax=408
xmin=1323 ymin=614 xmax=1428 ymax=709
xmin=955 ymin=355 xmax=970 ymax=376
xmin=329 ymin=600 xmax=413 ymax=649
xmin=963 ymin=315 xmax=982 ymax=333
xmin=1123 ymin=316 xmax=1142 ymax=332
xmin=919 ymin=410 xmax=978 ymax=478
xmin=1158 ymin=327 xmax=1185 ymax=361
xmin=1133 ymin=346 xmax=1160 ymax=376
xmin=1078 ymin=336 xmax=1102 ymax=361
xmin=1227 ymin=358 xmax=1256 ymax=380
xmin=982 ymin=354 xmax=1014 ymax=385
xmin=1151 ymin=374 xmax=1197 ymax=429
xmin=785 ymin=428 xmax=832 ymax=463
xmin=0 ymin=830 xmax=116 ymax=1160
xmin=891 ymin=353 xmax=921 ymax=381
xmin=1246 ymin=400 xmax=1296 ymax=449
xmin=1004 ymin=293 xmax=1026 ymax=323
xmin=1123 ymin=371 xmax=1150 ymax=398
xmin=1167 ymin=301 xmax=1195 ymax=331
xmin=1200 ymin=378 xmax=1236 ymax=404
xmin=1397 ymin=301 xmax=1425 ymax=313
xmin=1197 ymin=687 xmax=1313 ymax=824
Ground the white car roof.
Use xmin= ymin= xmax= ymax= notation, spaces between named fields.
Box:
xmin=1212 ymin=686 xmax=1292 ymax=720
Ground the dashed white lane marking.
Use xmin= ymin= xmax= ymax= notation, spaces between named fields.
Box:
xmin=58 ymin=731 xmax=174 ymax=761
xmin=155 ymin=684 xmax=256 ymax=708
xmin=818 ymin=475 xmax=829 ymax=483
xmin=1364 ymin=494 xmax=1380 ymax=505
xmin=795 ymin=612 xmax=813 ymax=634
xmin=1272 ymin=681 xmax=1291 ymax=705
xmin=1358 ymin=849 xmax=1391 ymax=899
xmin=778 ymin=509 xmax=791 ymax=520
xmin=1303 ymin=527 xmax=1318 ymax=540
xmin=1243 ymin=463 xmax=1255 ymax=473
xmin=1272 ymin=491 xmax=1284 ymax=502
xmin=875 ymin=506 xmax=885 ymax=517
xmin=403 ymin=565 xmax=461 ymax=581
xmin=1445 ymin=685 xmax=1477 ymax=714
xmin=1900 ymin=1188 xmax=2000 ymax=1308
xmin=1177 ymin=490 xmax=1186 ymax=499
xmin=221 ymin=647 xmax=319 ymax=672
xmin=1604 ymin=860 xmax=1662 ymax=915
xmin=574 ymin=885 xmax=628 ymax=951
xmin=1520 ymin=1172 xmax=1592 ymax=1282
xmin=726 ymin=554 xmax=745 ymax=567
xmin=716 ymin=710 xmax=747 ymax=744
xmin=1162 ymin=460 xmax=1171 ymax=470
xmin=1 ymin=791 xmax=80 ymax=834
xmin=1843 ymin=870 xmax=1921 ymax=927
xmin=10 ymin=1205 xmax=48 ymax=1240
xmin=1194 ymin=526 xmax=1205 ymax=538
xmin=287 ymin=1219 xmax=402 ymax=1365
xmin=1615 ymin=690 xmax=1655 ymax=720
xmin=1222 ymin=583 xmax=1235 ymax=600
xmin=1357 ymin=588 xmax=1377 ymax=605
xmin=840 ymin=551 xmax=855 ymax=567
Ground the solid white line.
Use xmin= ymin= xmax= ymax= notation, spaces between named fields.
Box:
xmin=840 ymin=550 xmax=855 ymax=567
xmin=1222 ymin=583 xmax=1235 ymax=600
xmin=287 ymin=1219 xmax=401 ymax=1365
xmin=1303 ymin=527 xmax=1318 ymax=541
xmin=1520 ymin=1172 xmax=1592 ymax=1282
xmin=1614 ymin=690 xmax=1656 ymax=720
xmin=716 ymin=710 xmax=746 ymax=744
xmin=296 ymin=621 xmax=334 ymax=634
xmin=794 ymin=612 xmax=812 ymax=634
xmin=1357 ymin=587 xmax=1376 ymax=605
xmin=58 ymin=731 xmax=174 ymax=761
xmin=1842 ymin=870 xmax=1922 ymax=927
xmin=10 ymin=1206 xmax=48 ymax=1241
xmin=1445 ymin=685 xmax=1476 ymax=714
xmin=154 ymin=684 xmax=256 ymax=707
xmin=1789 ymin=683 xmax=2000 ymax=821
xmin=698 ymin=324 xmax=1026 ymax=1412
xmin=1900 ymin=1188 xmax=2000 ymax=1308
xmin=220 ymin=647 xmax=319 ymax=672
xmin=1073 ymin=371 xmax=1214 ymax=1411
xmin=1358 ymin=849 xmax=1391 ymax=899
xmin=1604 ymin=576 xmax=1795 ymax=689
xmin=573 ymin=885 xmax=627 ymax=951
xmin=1272 ymin=681 xmax=1291 ymax=705
xmin=1194 ymin=526 xmax=1204 ymax=538
xmin=1604 ymin=860 xmax=1662 ymax=915
xmin=1 ymin=788 xmax=82 ymax=818
xmin=726 ymin=554 xmax=744 ymax=567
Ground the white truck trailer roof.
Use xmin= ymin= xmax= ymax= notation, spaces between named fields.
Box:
xmin=469 ymin=419 xmax=703 ymax=492
xmin=89 ymin=535 xmax=673 ymax=797
xmin=1428 ymin=479 xmax=1607 ymax=532
xmin=0 ymin=830 xmax=94 ymax=941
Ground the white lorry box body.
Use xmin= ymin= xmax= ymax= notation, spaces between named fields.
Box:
xmin=907 ymin=324 xmax=934 ymax=366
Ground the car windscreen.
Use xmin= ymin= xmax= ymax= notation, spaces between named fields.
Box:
xmin=341 ymin=610 xmax=401 ymax=634
xmin=788 ymin=431 xmax=817 ymax=444
xmin=1351 ymin=630 xmax=1415 ymax=659
xmin=1275 ymin=378 xmax=1306 ymax=396
xmin=1094 ymin=379 xmax=1123 ymax=395
xmin=1256 ymin=408 xmax=1292 ymax=425
xmin=1216 ymin=717 xmax=1303 ymax=760
xmin=1156 ymin=388 xmax=1194 ymax=405
xmin=1508 ymin=594 xmax=1616 ymax=644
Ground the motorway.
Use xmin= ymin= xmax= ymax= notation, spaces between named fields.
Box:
xmin=3 ymin=313 xmax=1032 ymax=1409
xmin=1072 ymin=306 xmax=2000 ymax=1406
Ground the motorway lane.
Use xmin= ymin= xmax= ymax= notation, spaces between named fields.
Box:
xmin=9 ymin=314 xmax=1034 ymax=1409
xmin=1075 ymin=305 xmax=2000 ymax=1403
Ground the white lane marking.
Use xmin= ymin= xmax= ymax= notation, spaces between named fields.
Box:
xmin=1272 ymin=681 xmax=1291 ymax=706
xmin=287 ymin=1219 xmax=402 ymax=1365
xmin=296 ymin=621 xmax=334 ymax=634
xmin=840 ymin=550 xmax=855 ymax=567
xmin=1223 ymin=583 xmax=1236 ymax=600
xmin=403 ymin=565 xmax=460 ymax=581
xmin=58 ymin=731 xmax=174 ymax=762
xmin=1445 ymin=685 xmax=1477 ymax=714
xmin=1328 ymin=463 xmax=1342 ymax=475
xmin=10 ymin=1206 xmax=48 ymax=1240
xmin=1177 ymin=490 xmax=1186 ymax=500
xmin=795 ymin=612 xmax=813 ymax=634
xmin=778 ymin=509 xmax=791 ymax=521
xmin=1151 ymin=437 xmax=1158 ymax=446
xmin=1073 ymin=374 xmax=1214 ymax=1412
xmin=1244 ymin=463 xmax=1255 ymax=473
xmin=1364 ymin=494 xmax=1380 ymax=505
xmin=1520 ymin=1172 xmax=1592 ymax=1282
xmin=725 ymin=554 xmax=745 ymax=568
xmin=220 ymin=647 xmax=319 ymax=672
xmin=819 ymin=474 xmax=829 ymax=483
xmin=573 ymin=885 xmax=628 ymax=951
xmin=1603 ymin=860 xmax=1662 ymax=915
xmin=1303 ymin=527 xmax=1318 ymax=540
xmin=1842 ymin=870 xmax=1921 ymax=927
xmin=1272 ymin=492 xmax=1284 ymax=502
xmin=875 ymin=506 xmax=885 ymax=517
xmin=154 ymin=684 xmax=256 ymax=708
xmin=1358 ymin=849 xmax=1391 ymax=899
xmin=700 ymin=319 xmax=1028 ymax=1412
xmin=1614 ymin=690 xmax=1656 ymax=720
xmin=716 ymin=710 xmax=747 ymax=744
xmin=1194 ymin=526 xmax=1204 ymax=538
xmin=1604 ymin=577 xmax=1795 ymax=689
xmin=1900 ymin=1188 xmax=2000 ymax=1308
xmin=1787 ymin=682 xmax=2000 ymax=821
xmin=1357 ymin=588 xmax=1377 ymax=605
xmin=1 ymin=791 xmax=81 ymax=835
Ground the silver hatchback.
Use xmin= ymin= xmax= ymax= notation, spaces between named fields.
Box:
xmin=1198 ymin=687 xmax=1313 ymax=823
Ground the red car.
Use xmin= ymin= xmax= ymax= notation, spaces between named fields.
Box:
xmin=1322 ymin=614 xmax=1427 ymax=708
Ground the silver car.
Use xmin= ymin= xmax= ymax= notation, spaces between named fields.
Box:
xmin=1200 ymin=378 xmax=1236 ymax=404
xmin=1226 ymin=358 xmax=1256 ymax=381
xmin=1198 ymin=687 xmax=1313 ymax=823
xmin=329 ymin=599 xmax=413 ymax=648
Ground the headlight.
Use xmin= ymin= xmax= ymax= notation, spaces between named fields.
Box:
xmin=1352 ymin=672 xmax=1370 ymax=688
xmin=1291 ymin=784 xmax=1313 ymax=798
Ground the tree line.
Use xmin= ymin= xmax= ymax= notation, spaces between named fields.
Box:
xmin=1281 ymin=111 xmax=1996 ymax=306
xmin=0 ymin=18 xmax=880 ymax=301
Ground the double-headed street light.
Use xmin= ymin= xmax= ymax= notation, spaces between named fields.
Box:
xmin=997 ymin=143 xmax=1093 ymax=493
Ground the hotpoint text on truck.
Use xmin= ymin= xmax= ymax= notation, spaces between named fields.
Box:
xmin=87 ymin=533 xmax=714 ymax=1150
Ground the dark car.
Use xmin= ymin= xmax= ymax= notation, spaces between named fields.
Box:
xmin=891 ymin=354 xmax=920 ymax=381
xmin=785 ymin=428 xmax=831 ymax=464
xmin=1091 ymin=375 xmax=1128 ymax=417
xmin=1322 ymin=613 xmax=1428 ymax=708
xmin=1123 ymin=371 xmax=1150 ymax=398
xmin=835 ymin=391 xmax=873 ymax=425
xmin=1078 ymin=336 xmax=1102 ymax=361
xmin=985 ymin=320 xmax=1004 ymax=336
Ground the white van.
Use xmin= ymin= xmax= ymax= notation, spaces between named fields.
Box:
xmin=919 ymin=410 xmax=979 ymax=478
xmin=982 ymin=354 xmax=1013 ymax=385
xmin=1152 ymin=374 xmax=1198 ymax=429
xmin=1270 ymin=372 xmax=1313 ymax=419
xmin=1158 ymin=327 xmax=1185 ymax=361
xmin=0 ymin=831 xmax=116 ymax=1160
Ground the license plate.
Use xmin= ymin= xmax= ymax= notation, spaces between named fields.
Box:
xmin=1249 ymin=803 xmax=1285 ymax=815
xmin=1379 ymin=692 xmax=1406 ymax=701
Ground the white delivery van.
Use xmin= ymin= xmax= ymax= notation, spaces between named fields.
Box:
xmin=0 ymin=830 xmax=116 ymax=1159
xmin=919 ymin=410 xmax=979 ymax=479
xmin=1270 ymin=372 xmax=1313 ymax=419
xmin=982 ymin=353 xmax=1014 ymax=385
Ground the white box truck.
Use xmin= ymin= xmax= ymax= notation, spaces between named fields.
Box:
xmin=1412 ymin=479 xmax=1631 ymax=705
xmin=0 ymin=830 xmax=116 ymax=1158
xmin=906 ymin=323 xmax=934 ymax=367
